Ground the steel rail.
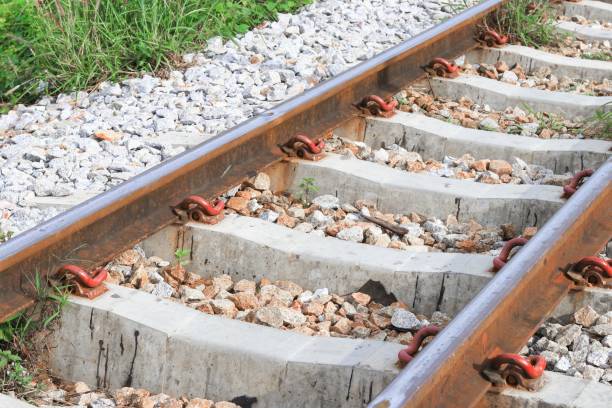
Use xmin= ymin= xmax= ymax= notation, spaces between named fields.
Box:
xmin=370 ymin=159 xmax=612 ymax=408
xmin=0 ymin=0 xmax=506 ymax=321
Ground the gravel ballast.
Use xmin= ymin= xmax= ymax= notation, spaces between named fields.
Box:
xmin=522 ymin=305 xmax=612 ymax=386
xmin=222 ymin=171 xmax=533 ymax=255
xmin=108 ymin=247 xmax=451 ymax=345
xmin=325 ymin=134 xmax=572 ymax=186
xmin=395 ymin=87 xmax=589 ymax=139
xmin=22 ymin=380 xmax=240 ymax=408
xmin=0 ymin=0 xmax=473 ymax=239
xmin=464 ymin=61 xmax=611 ymax=96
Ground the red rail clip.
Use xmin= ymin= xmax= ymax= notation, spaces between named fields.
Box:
xmin=480 ymin=29 xmax=508 ymax=47
xmin=425 ymin=58 xmax=460 ymax=78
xmin=172 ymin=195 xmax=225 ymax=224
xmin=483 ymin=353 xmax=546 ymax=390
xmin=567 ymin=256 xmax=612 ymax=288
xmin=562 ymin=169 xmax=593 ymax=198
xmin=57 ymin=264 xmax=109 ymax=299
xmin=493 ymin=237 xmax=529 ymax=272
xmin=281 ymin=133 xmax=326 ymax=161
xmin=397 ymin=325 xmax=440 ymax=366
xmin=358 ymin=95 xmax=398 ymax=118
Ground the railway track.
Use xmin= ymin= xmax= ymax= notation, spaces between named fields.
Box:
xmin=1 ymin=1 xmax=611 ymax=407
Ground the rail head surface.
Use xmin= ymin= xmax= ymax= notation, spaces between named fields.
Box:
xmin=0 ymin=0 xmax=505 ymax=320
xmin=369 ymin=159 xmax=612 ymax=408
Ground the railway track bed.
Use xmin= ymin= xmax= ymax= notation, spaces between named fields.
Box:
xmin=1 ymin=1 xmax=611 ymax=407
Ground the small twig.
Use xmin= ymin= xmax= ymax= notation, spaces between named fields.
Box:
xmin=361 ymin=214 xmax=408 ymax=236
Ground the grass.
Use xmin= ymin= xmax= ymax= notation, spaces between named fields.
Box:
xmin=583 ymin=102 xmax=612 ymax=140
xmin=0 ymin=349 xmax=31 ymax=393
xmin=0 ymin=0 xmax=312 ymax=112
xmin=522 ymin=104 xmax=565 ymax=133
xmin=174 ymin=248 xmax=191 ymax=267
xmin=489 ymin=0 xmax=558 ymax=48
xmin=298 ymin=177 xmax=318 ymax=206
xmin=0 ymin=228 xmax=14 ymax=243
xmin=521 ymin=102 xmax=612 ymax=140
xmin=0 ymin=272 xmax=70 ymax=397
xmin=582 ymin=51 xmax=612 ymax=62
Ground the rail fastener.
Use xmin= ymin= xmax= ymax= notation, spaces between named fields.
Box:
xmin=56 ymin=264 xmax=109 ymax=299
xmin=397 ymin=326 xmax=441 ymax=366
xmin=281 ymin=133 xmax=326 ymax=161
xmin=425 ymin=57 xmax=461 ymax=78
xmin=492 ymin=237 xmax=529 ymax=272
xmin=358 ymin=95 xmax=398 ymax=117
xmin=172 ymin=195 xmax=225 ymax=224
xmin=566 ymin=256 xmax=612 ymax=288
xmin=563 ymin=168 xmax=594 ymax=198
xmin=482 ymin=353 xmax=546 ymax=391
xmin=479 ymin=29 xmax=509 ymax=47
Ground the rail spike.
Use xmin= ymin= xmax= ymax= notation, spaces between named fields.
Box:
xmin=482 ymin=353 xmax=546 ymax=391
xmin=172 ymin=195 xmax=225 ymax=225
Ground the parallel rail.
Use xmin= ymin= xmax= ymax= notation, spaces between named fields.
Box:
xmin=0 ymin=1 xmax=610 ymax=407
xmin=371 ymin=161 xmax=612 ymax=407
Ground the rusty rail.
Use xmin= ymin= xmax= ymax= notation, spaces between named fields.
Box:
xmin=0 ymin=0 xmax=506 ymax=321
xmin=369 ymin=159 xmax=612 ymax=407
